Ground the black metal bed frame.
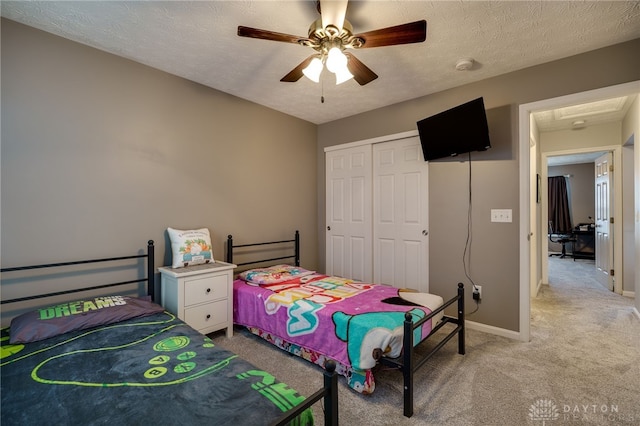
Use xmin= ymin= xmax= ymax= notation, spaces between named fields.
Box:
xmin=379 ymin=283 xmax=465 ymax=417
xmin=1 ymin=239 xmax=338 ymax=426
xmin=1 ymin=240 xmax=157 ymax=303
xmin=271 ymin=360 xmax=338 ymax=426
xmin=226 ymin=230 xmax=465 ymax=418
xmin=227 ymin=230 xmax=301 ymax=269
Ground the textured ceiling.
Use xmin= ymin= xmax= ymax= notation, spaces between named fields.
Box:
xmin=2 ymin=1 xmax=640 ymax=125
xmin=547 ymin=151 xmax=606 ymax=167
xmin=533 ymin=95 xmax=637 ymax=132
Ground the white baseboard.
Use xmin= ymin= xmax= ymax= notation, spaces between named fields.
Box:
xmin=465 ymin=320 xmax=524 ymax=341
xmin=466 ymin=284 xmax=636 ymax=339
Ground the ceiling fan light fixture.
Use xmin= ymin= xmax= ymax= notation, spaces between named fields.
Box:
xmin=324 ymin=24 xmax=341 ymax=39
xmin=238 ymin=5 xmax=427 ymax=88
xmin=302 ymin=57 xmax=324 ymax=83
xmin=325 ymin=47 xmax=352 ymax=84
xmin=334 ymin=67 xmax=354 ymax=85
xmin=326 ymin=47 xmax=347 ymax=73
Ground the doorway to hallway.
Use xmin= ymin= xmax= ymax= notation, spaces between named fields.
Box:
xmin=518 ymin=80 xmax=640 ymax=342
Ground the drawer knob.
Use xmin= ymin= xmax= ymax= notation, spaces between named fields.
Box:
xmin=206 ymin=288 xmax=211 ymax=293
xmin=206 ymin=314 xmax=211 ymax=320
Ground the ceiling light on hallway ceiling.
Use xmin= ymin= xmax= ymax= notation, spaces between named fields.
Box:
xmin=455 ymin=58 xmax=474 ymax=71
xmin=572 ymin=120 xmax=587 ymax=130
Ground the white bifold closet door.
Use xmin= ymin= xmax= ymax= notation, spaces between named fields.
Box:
xmin=373 ymin=137 xmax=429 ymax=293
xmin=325 ymin=135 xmax=429 ymax=292
xmin=325 ymin=145 xmax=373 ymax=282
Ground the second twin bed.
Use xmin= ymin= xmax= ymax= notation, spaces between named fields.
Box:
xmin=226 ymin=231 xmax=465 ymax=418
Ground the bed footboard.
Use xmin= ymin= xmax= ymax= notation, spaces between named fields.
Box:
xmin=379 ymin=282 xmax=465 ymax=417
xmin=271 ymin=360 xmax=339 ymax=426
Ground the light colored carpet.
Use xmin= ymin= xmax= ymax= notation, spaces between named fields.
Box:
xmin=211 ymin=257 xmax=639 ymax=425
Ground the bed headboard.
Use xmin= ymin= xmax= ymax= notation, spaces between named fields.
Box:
xmin=226 ymin=231 xmax=299 ymax=268
xmin=0 ymin=240 xmax=156 ymax=305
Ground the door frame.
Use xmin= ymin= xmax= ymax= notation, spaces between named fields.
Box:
xmin=540 ymin=146 xmax=621 ymax=292
xmin=519 ymin=80 xmax=639 ymax=342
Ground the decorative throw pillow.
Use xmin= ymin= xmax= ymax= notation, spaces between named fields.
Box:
xmin=238 ymin=264 xmax=316 ymax=285
xmin=167 ymin=227 xmax=214 ymax=268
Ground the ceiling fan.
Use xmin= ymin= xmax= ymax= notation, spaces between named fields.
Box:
xmin=237 ymin=0 xmax=427 ymax=86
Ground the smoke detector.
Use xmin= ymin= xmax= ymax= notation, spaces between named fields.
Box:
xmin=455 ymin=58 xmax=474 ymax=71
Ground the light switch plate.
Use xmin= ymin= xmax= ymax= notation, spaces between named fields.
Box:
xmin=491 ymin=209 xmax=512 ymax=223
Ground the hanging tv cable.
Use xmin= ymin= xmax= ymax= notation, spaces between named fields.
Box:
xmin=463 ymin=151 xmax=481 ymax=315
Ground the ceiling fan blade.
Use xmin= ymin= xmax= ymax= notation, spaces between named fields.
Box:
xmin=353 ymin=20 xmax=427 ymax=48
xmin=280 ymin=56 xmax=317 ymax=82
xmin=345 ymin=53 xmax=378 ymax=86
xmin=320 ymin=0 xmax=349 ymax=31
xmin=238 ymin=26 xmax=306 ymax=44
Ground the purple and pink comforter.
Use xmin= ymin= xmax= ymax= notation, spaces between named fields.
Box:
xmin=233 ymin=270 xmax=442 ymax=394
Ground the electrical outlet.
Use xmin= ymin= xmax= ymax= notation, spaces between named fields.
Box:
xmin=473 ymin=285 xmax=482 ymax=301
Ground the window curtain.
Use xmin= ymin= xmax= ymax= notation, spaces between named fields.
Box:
xmin=548 ymin=176 xmax=572 ymax=233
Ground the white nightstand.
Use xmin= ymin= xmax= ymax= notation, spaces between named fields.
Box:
xmin=158 ymin=261 xmax=236 ymax=337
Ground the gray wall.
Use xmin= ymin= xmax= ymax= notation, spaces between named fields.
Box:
xmin=317 ymin=38 xmax=640 ymax=332
xmin=1 ymin=19 xmax=318 ymax=325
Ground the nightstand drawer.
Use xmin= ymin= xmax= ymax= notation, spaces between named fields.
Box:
xmin=184 ymin=300 xmax=227 ymax=331
xmin=184 ymin=274 xmax=228 ymax=306
xmin=158 ymin=261 xmax=236 ymax=338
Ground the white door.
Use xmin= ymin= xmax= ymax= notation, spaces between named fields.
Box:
xmin=595 ymin=152 xmax=614 ymax=291
xmin=325 ymin=146 xmax=372 ymax=282
xmin=373 ymin=137 xmax=429 ymax=292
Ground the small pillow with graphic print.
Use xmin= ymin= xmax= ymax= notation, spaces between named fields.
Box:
xmin=238 ymin=264 xmax=315 ymax=285
xmin=167 ymin=227 xmax=214 ymax=268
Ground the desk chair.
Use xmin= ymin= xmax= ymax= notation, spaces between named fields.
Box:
xmin=548 ymin=222 xmax=576 ymax=258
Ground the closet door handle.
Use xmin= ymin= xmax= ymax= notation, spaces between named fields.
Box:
xmin=327 ymin=226 xmax=331 ymax=231
xmin=422 ymin=230 xmax=428 ymax=236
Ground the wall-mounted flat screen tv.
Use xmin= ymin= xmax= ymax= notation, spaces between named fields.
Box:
xmin=416 ymin=97 xmax=491 ymax=161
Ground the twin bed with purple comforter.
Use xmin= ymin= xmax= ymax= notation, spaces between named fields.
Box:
xmin=227 ymin=233 xmax=465 ymax=418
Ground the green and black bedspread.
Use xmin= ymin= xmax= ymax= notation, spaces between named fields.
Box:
xmin=1 ymin=311 xmax=312 ymax=425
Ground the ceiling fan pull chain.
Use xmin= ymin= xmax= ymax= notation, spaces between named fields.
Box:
xmin=321 ymin=79 xmax=325 ymax=103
